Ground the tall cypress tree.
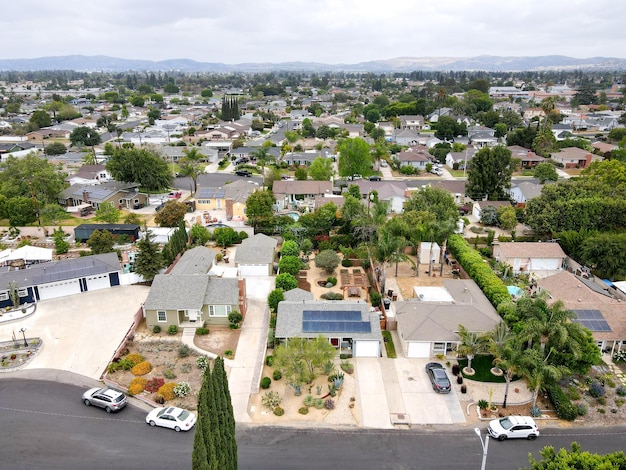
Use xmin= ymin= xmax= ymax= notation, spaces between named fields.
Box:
xmin=214 ymin=357 xmax=237 ymax=470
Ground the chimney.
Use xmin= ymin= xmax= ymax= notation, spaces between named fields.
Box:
xmin=82 ymin=190 xmax=90 ymax=203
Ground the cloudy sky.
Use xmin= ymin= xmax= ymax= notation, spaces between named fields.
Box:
xmin=2 ymin=0 xmax=625 ymax=64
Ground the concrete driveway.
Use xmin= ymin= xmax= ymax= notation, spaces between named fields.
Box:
xmin=0 ymin=285 xmax=149 ymax=380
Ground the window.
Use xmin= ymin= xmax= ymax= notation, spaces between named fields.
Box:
xmin=209 ymin=305 xmax=232 ymax=317
xmin=157 ymin=311 xmax=167 ymax=322
xmin=18 ymin=288 xmax=28 ymax=297
xmin=119 ymin=199 xmax=124 ymax=204
xmin=0 ymin=292 xmax=8 ymax=301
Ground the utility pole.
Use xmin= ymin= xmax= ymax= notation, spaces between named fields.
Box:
xmin=28 ymin=180 xmax=41 ymax=227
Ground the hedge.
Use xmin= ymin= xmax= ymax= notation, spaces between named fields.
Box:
xmin=545 ymin=384 xmax=578 ymax=421
xmin=447 ymin=235 xmax=510 ymax=308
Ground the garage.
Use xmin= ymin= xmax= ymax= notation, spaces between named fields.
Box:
xmin=354 ymin=340 xmax=381 ymax=358
xmin=38 ymin=279 xmax=81 ymax=300
xmin=238 ymin=264 xmax=270 ymax=277
xmin=407 ymin=341 xmax=431 ymax=358
xmin=86 ymin=274 xmax=111 ymax=291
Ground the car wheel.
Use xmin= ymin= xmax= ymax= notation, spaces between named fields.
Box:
xmin=174 ymin=426 xmax=181 ymax=432
xmin=498 ymin=435 xmax=507 ymax=441
xmin=83 ymin=399 xmax=90 ymax=406
xmin=105 ymin=407 xmax=112 ymax=413
xmin=527 ymin=434 xmax=537 ymax=441
xmin=149 ymin=420 xmax=156 ymax=427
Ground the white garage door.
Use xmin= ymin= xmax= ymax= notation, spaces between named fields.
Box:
xmin=38 ymin=279 xmax=81 ymax=300
xmin=238 ymin=265 xmax=269 ymax=276
xmin=407 ymin=341 xmax=431 ymax=358
xmin=354 ymin=340 xmax=380 ymax=358
xmin=86 ymin=274 xmax=110 ymax=291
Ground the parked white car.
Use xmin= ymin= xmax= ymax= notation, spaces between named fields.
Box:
xmin=146 ymin=406 xmax=197 ymax=432
xmin=487 ymin=416 xmax=539 ymax=441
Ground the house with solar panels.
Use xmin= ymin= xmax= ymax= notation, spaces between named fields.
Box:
xmin=537 ymin=271 xmax=626 ymax=357
xmin=0 ymin=253 xmax=121 ymax=306
xmin=195 ymin=179 xmax=258 ymax=221
xmin=274 ymin=300 xmax=382 ymax=357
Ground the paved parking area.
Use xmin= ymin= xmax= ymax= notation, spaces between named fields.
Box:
xmin=0 ymin=285 xmax=149 ymax=380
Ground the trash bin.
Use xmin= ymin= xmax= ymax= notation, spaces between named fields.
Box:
xmin=387 ymin=289 xmax=393 ymax=298
xmin=383 ymin=298 xmax=391 ymax=309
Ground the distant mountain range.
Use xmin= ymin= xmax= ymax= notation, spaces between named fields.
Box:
xmin=1 ymin=55 xmax=626 ymax=72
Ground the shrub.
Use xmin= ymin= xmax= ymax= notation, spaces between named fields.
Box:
xmin=616 ymin=386 xmax=626 ymax=397
xmin=261 ymin=391 xmax=281 ymax=409
xmin=320 ymin=292 xmax=344 ymax=300
xmin=228 ymin=311 xmax=243 ymax=327
xmin=158 ymin=383 xmax=177 ymax=401
xmin=326 ymin=276 xmax=337 ymax=286
xmin=304 ymin=395 xmax=315 ymax=407
xmin=341 ymin=259 xmax=353 ymax=267
xmin=195 ymin=327 xmax=210 ymax=335
xmin=576 ymin=403 xmax=588 ymax=416
xmin=566 ymin=385 xmax=581 ymax=401
xmin=261 ymin=377 xmax=272 ymax=389
xmin=178 ymin=344 xmax=191 ymax=358
xmin=145 ymin=377 xmax=165 ymax=393
xmin=546 ymin=384 xmax=578 ymax=421
xmin=314 ymin=398 xmax=324 ymax=409
xmin=265 ymin=356 xmax=274 ymax=367
xmin=196 ymin=356 xmax=209 ymax=371
xmin=224 ymin=350 xmax=234 ymax=358
xmin=615 ymin=398 xmax=625 ymax=407
xmin=124 ymin=353 xmax=144 ymax=367
xmin=340 ymin=361 xmax=354 ymax=374
xmin=275 ymin=272 xmax=298 ymax=291
xmin=298 ymin=406 xmax=309 ymax=415
xmin=370 ymin=290 xmax=381 ymax=308
xmin=163 ymin=369 xmax=177 ymax=380
xmin=173 ymin=381 xmax=191 ymax=398
xmin=598 ymin=408 xmax=606 ymax=414
xmin=273 ymin=370 xmax=282 ymax=381
xmin=597 ymin=396 xmax=607 ymax=406
xmin=131 ymin=360 xmax=153 ymax=376
xmin=530 ymin=406 xmax=542 ymax=417
xmin=589 ymin=382 xmax=606 ymax=398
xmin=323 ymin=399 xmax=335 ymax=410
xmin=273 ymin=406 xmax=285 ymax=416
xmin=180 ymin=363 xmax=192 ymax=373
xmin=152 ymin=325 xmax=161 ymax=334
xmin=168 ymin=325 xmax=178 ymax=335
xmin=477 ymin=399 xmax=489 ymax=410
xmin=128 ymin=377 xmax=147 ymax=396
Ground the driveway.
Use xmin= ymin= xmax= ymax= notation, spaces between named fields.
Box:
xmin=0 ymin=285 xmax=150 ymax=380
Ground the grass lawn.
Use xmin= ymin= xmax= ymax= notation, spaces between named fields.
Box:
xmin=458 ymin=355 xmax=520 ymax=383
xmin=382 ymin=331 xmax=397 ymax=358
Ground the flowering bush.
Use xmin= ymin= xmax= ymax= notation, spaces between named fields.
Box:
xmin=158 ymin=383 xmax=177 ymax=401
xmin=196 ymin=356 xmax=209 ymax=371
xmin=145 ymin=377 xmax=165 ymax=393
xmin=131 ymin=360 xmax=153 ymax=376
xmin=128 ymin=377 xmax=147 ymax=396
xmin=124 ymin=353 xmax=144 ymax=366
xmin=173 ymin=381 xmax=191 ymax=398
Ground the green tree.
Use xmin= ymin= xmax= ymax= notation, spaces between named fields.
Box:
xmin=123 ymin=212 xmax=142 ymax=225
xmin=466 ymin=146 xmax=513 ymax=200
xmin=0 ymin=153 xmax=67 ymax=204
xmin=190 ymin=224 xmax=211 ymax=247
xmin=525 ymin=442 xmax=626 ymax=469
xmin=275 ymin=273 xmax=298 ymax=291
xmin=497 ymin=206 xmax=518 ymax=231
xmin=52 ymin=227 xmax=69 ymax=255
xmin=86 ymin=229 xmax=115 ymax=254
xmin=532 ymin=128 xmax=558 ymax=157
xmin=309 ymin=157 xmax=334 ymax=181
xmin=106 ymin=146 xmax=172 ymax=193
xmin=154 ymin=200 xmax=188 ymax=227
xmin=278 ymin=255 xmax=303 ymax=276
xmin=245 ymin=190 xmax=275 ymax=231
xmin=314 ymin=249 xmax=340 ymax=274
xmin=134 ymin=232 xmax=164 ymax=282
xmin=95 ymin=201 xmax=121 ymax=223
xmin=294 ymin=167 xmax=308 ymax=180
xmin=457 ymin=324 xmax=489 ymax=374
xmin=29 ymin=110 xmax=51 ymax=129
xmin=533 ymin=162 xmax=558 ymax=183
xmin=5 ymin=197 xmax=36 ymax=226
xmin=403 ymin=186 xmax=459 ymax=222
xmin=337 ymin=138 xmax=372 ymax=178
xmin=44 ymin=142 xmax=67 ymax=156
xmin=69 ymin=126 xmax=101 ymax=149
xmin=580 ymin=233 xmax=626 ymax=280
xmin=40 ymin=203 xmax=68 ymax=226
xmin=268 ymin=288 xmax=285 ymax=312
xmin=273 ymin=336 xmax=336 ymax=385
xmin=213 ymin=227 xmax=240 ymax=248
xmin=280 ymin=240 xmax=300 ymax=258
xmin=178 ymin=147 xmax=204 ymax=194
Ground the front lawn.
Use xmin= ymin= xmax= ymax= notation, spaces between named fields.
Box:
xmin=458 ymin=355 xmax=519 ymax=383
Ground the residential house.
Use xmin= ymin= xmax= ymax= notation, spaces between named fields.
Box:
xmin=275 ymin=300 xmax=382 ymax=357
xmin=468 ymin=126 xmax=498 ymax=148
xmin=66 ymin=164 xmax=112 ymax=186
xmin=0 ymin=253 xmax=121 ymax=306
xmin=550 ymin=147 xmax=595 ymax=169
xmin=507 ymin=146 xmax=545 ymax=168
xmin=272 ymin=180 xmax=333 ymax=210
xmin=160 ymin=145 xmax=218 ymax=164
xmin=344 ymin=180 xmax=408 ymax=214
xmin=282 ymin=151 xmax=324 ymax=166
xmin=142 ymin=246 xmax=245 ymax=328
xmin=393 ymin=128 xmax=420 ymax=146
xmin=395 ymin=147 xmax=431 ymax=171
xmin=471 ymin=200 xmax=512 ymax=219
xmin=492 ymin=242 xmax=566 ymax=278
xmin=399 ymin=115 xmax=427 ymax=131
xmin=195 ymin=179 xmax=258 ymax=221
xmin=233 ymin=233 xmax=277 ymax=276
xmin=446 ymin=147 xmax=477 ymax=169
xmin=376 ymin=121 xmax=395 ymax=139
xmin=509 ymin=181 xmax=545 ymax=205
xmin=551 ymin=123 xmax=574 ymax=140
xmin=392 ymin=280 xmax=501 ymax=358
xmin=59 ymin=181 xmax=148 ymax=211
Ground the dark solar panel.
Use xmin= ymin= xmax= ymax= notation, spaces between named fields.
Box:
xmin=303 ymin=310 xmax=362 ymax=322
xmin=575 ymin=318 xmax=611 ymax=332
xmin=573 ymin=309 xmax=604 ymax=320
xmin=302 ymin=320 xmax=371 ymax=333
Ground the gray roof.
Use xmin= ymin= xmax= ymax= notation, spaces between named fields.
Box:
xmin=283 ymin=288 xmax=315 ymax=302
xmin=275 ymin=300 xmax=381 ymax=340
xmin=234 ymin=233 xmax=277 ymax=265
xmin=0 ymin=253 xmax=120 ymax=288
xmin=143 ymin=274 xmax=239 ymax=310
xmin=169 ymin=246 xmax=217 ymax=275
xmin=203 ymin=277 xmax=240 ymax=305
xmin=395 ymin=279 xmax=501 ymax=342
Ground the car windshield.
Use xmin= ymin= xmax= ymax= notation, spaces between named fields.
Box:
xmin=176 ymin=410 xmax=190 ymax=421
xmin=499 ymin=417 xmax=513 ymax=430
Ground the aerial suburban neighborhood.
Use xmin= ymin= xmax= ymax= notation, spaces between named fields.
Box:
xmin=1 ymin=57 xmax=626 ymax=469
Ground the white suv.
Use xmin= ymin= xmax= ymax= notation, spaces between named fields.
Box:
xmin=488 ymin=416 xmax=539 ymax=441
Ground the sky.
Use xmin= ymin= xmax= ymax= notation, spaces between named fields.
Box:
xmin=2 ymin=0 xmax=625 ymax=64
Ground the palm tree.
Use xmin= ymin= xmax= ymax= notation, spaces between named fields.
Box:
xmin=519 ymin=347 xmax=569 ymax=408
xmin=488 ymin=325 xmax=521 ymax=409
xmin=374 ymin=227 xmax=411 ymax=292
xmin=252 ymin=147 xmax=274 ymax=190
xmin=517 ymin=297 xmax=578 ymax=354
xmin=178 ymin=147 xmax=204 ymax=195
xmin=457 ymin=324 xmax=489 ymax=375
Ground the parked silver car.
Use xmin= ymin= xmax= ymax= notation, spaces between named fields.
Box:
xmin=488 ymin=416 xmax=539 ymax=441
xmin=82 ymin=387 xmax=127 ymax=413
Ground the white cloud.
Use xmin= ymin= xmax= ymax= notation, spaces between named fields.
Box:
xmin=1 ymin=0 xmax=625 ymax=63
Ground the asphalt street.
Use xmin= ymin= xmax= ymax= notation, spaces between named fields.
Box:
xmin=2 ymin=379 xmax=626 ymax=470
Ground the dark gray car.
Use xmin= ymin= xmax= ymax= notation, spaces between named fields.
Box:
xmin=425 ymin=362 xmax=451 ymax=393
xmin=82 ymin=387 xmax=127 ymax=413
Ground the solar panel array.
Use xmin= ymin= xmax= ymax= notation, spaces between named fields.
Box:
xmin=197 ymin=188 xmax=226 ymax=199
xmin=572 ymin=309 xmax=611 ymax=332
xmin=302 ymin=309 xmax=371 ymax=334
